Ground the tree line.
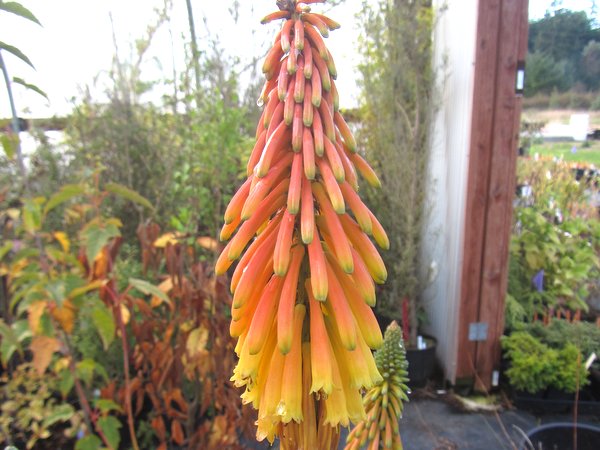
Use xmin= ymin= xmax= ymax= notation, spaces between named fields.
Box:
xmin=526 ymin=8 xmax=600 ymax=95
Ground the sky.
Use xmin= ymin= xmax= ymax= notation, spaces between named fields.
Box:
xmin=0 ymin=0 xmax=598 ymax=119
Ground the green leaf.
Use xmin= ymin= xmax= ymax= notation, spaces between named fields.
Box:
xmin=82 ymin=223 xmax=120 ymax=264
xmin=68 ymin=280 xmax=105 ymax=301
xmin=98 ymin=416 xmax=122 ymax=450
xmin=0 ymin=240 xmax=12 ymax=261
xmin=75 ymin=434 xmax=102 ymax=450
xmin=13 ymin=319 xmax=32 ymax=342
xmin=58 ymin=368 xmax=74 ymax=397
xmin=46 ymin=279 xmax=66 ymax=306
xmin=42 ymin=403 xmax=75 ymax=428
xmin=129 ymin=278 xmax=170 ymax=305
xmin=524 ymin=252 xmax=540 ymax=269
xmin=12 ymin=76 xmax=47 ymax=100
xmin=44 ymin=184 xmax=86 ymax=214
xmin=76 ymin=359 xmax=108 ymax=386
xmin=0 ymin=319 xmax=21 ymax=365
xmin=0 ymin=40 xmax=34 ymax=68
xmin=104 ymin=182 xmax=154 ymax=211
xmin=91 ymin=303 xmax=115 ymax=350
xmin=0 ymin=2 xmax=41 ymax=25
xmin=11 ymin=246 xmax=39 ymax=262
xmin=23 ymin=198 xmax=42 ymax=233
xmin=94 ymin=399 xmax=123 ymax=414
xmin=1 ymin=133 xmax=18 ymax=159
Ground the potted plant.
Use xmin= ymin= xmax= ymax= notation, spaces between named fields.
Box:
xmin=357 ymin=0 xmax=436 ymax=386
xmin=501 ymin=320 xmax=600 ymax=413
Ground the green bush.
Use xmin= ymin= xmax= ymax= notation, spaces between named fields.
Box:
xmin=510 ymin=206 xmax=599 ymax=314
xmin=522 ymin=319 xmax=600 ymax=368
xmin=502 ymin=331 xmax=589 ymax=393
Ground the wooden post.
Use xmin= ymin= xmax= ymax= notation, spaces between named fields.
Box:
xmin=456 ymin=0 xmax=529 ymax=391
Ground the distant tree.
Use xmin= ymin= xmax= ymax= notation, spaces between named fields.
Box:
xmin=525 ymin=52 xmax=569 ymax=95
xmin=527 ymin=9 xmax=599 ymax=94
xmin=581 ymin=40 xmax=600 ymax=90
xmin=529 ymin=9 xmax=593 ymax=62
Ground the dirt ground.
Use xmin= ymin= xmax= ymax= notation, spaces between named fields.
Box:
xmin=394 ymin=393 xmax=600 ymax=449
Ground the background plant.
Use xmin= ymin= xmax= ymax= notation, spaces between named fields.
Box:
xmin=520 ymin=319 xmax=600 ymax=371
xmin=502 ymin=331 xmax=589 ymax=394
xmin=64 ymin=8 xmax=256 ymax=243
xmin=357 ymin=0 xmax=434 ymax=346
xmin=0 ymin=176 xmax=254 ymax=449
xmin=0 ymin=363 xmax=83 ymax=449
xmin=507 ymin=158 xmax=600 ymax=324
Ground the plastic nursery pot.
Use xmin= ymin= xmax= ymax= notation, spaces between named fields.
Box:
xmin=519 ymin=422 xmax=600 ymax=450
xmin=405 ymin=336 xmax=437 ymax=387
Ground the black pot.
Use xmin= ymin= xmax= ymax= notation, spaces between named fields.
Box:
xmin=405 ymin=337 xmax=437 ymax=387
xmin=512 ymin=386 xmax=600 ymax=415
xmin=519 ymin=422 xmax=600 ymax=450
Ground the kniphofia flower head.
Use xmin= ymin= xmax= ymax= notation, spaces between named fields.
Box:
xmin=216 ymin=1 xmax=388 ymax=447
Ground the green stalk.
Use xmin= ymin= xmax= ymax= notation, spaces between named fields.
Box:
xmin=0 ymin=50 xmax=27 ymax=182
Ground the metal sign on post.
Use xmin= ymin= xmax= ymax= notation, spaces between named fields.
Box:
xmin=468 ymin=322 xmax=488 ymax=341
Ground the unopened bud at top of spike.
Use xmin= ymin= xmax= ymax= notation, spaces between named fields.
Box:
xmin=334 ymin=111 xmax=356 ymax=152
xmin=280 ymin=19 xmax=294 ymax=52
xmin=294 ymin=65 xmax=305 ymax=103
xmin=294 ymin=19 xmax=305 ymax=50
xmin=350 ymin=152 xmax=382 ymax=188
xmin=292 ymin=104 xmax=304 ymax=152
xmin=301 ymin=176 xmax=315 ymax=244
xmin=304 ymin=22 xmax=328 ymax=61
xmin=311 ymin=12 xmax=341 ymax=30
xmin=303 ymin=84 xmax=314 ymax=127
xmin=278 ymin=60 xmax=290 ymax=101
xmin=287 ymin=41 xmax=297 ymax=74
xmin=284 ymin=78 xmax=296 ymax=126
xmin=311 ymin=47 xmax=331 ymax=92
xmin=261 ymin=10 xmax=290 ymax=25
xmin=303 ymin=39 xmax=314 ymax=79
xmin=302 ymin=13 xmax=330 ymax=37
xmin=307 ymin=228 xmax=328 ymax=301
xmin=302 ymin=128 xmax=316 ymax=180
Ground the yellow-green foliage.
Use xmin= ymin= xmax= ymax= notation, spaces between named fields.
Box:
xmin=0 ymin=363 xmax=81 ymax=449
xmin=502 ymin=331 xmax=589 ymax=394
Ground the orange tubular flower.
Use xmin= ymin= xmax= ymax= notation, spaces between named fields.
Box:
xmin=217 ymin=1 xmax=388 ymax=448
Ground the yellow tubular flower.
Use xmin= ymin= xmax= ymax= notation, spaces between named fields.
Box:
xmin=216 ymin=1 xmax=388 ymax=447
xmin=279 ymin=304 xmax=306 ymax=423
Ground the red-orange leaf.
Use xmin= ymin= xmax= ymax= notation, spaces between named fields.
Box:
xmin=171 ymin=419 xmax=185 ymax=445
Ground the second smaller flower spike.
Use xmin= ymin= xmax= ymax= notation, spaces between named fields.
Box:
xmin=345 ymin=321 xmax=411 ymax=450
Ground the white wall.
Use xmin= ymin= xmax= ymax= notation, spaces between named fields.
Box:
xmin=420 ymin=0 xmax=478 ymax=383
